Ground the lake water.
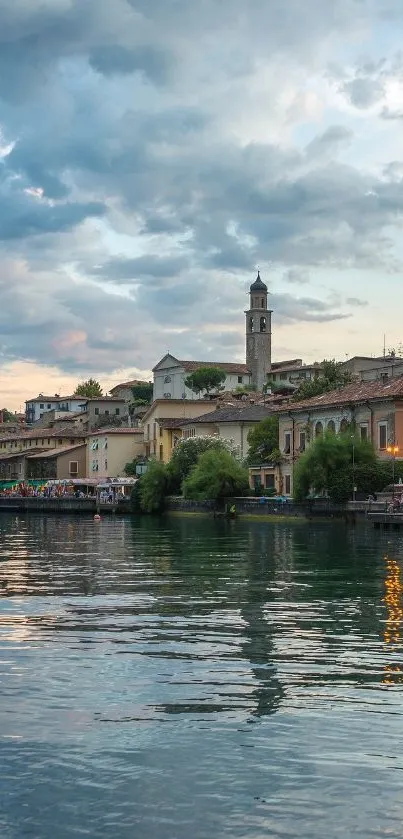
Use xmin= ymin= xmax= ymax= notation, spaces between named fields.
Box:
xmin=0 ymin=513 xmax=402 ymax=838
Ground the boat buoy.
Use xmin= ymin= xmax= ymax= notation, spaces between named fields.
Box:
xmin=94 ymin=514 xmax=101 ymax=522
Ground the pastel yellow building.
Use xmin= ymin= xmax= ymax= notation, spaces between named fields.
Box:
xmin=87 ymin=428 xmax=144 ymax=478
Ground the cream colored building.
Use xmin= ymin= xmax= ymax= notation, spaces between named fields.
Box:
xmin=87 ymin=428 xmax=144 ymax=478
xmin=142 ymin=399 xmax=219 ymax=461
xmin=181 ymin=405 xmax=273 ymax=460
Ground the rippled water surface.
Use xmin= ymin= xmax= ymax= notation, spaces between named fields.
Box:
xmin=0 ymin=513 xmax=403 ymax=838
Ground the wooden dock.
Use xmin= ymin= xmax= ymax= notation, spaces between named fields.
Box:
xmin=368 ymin=512 xmax=403 ymax=529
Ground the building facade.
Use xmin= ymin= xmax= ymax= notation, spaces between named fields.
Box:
xmin=25 ymin=395 xmax=84 ymax=424
xmin=142 ymin=399 xmax=219 ymax=461
xmin=152 ymin=355 xmax=251 ymax=401
xmin=181 ymin=405 xmax=273 ymax=460
xmin=87 ymin=429 xmax=144 ymax=478
xmin=277 ymin=377 xmax=403 ymax=496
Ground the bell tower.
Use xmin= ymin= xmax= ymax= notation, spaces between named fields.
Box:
xmin=245 ymin=271 xmax=272 ymax=391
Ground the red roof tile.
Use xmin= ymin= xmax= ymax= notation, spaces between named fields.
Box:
xmin=279 ymin=376 xmax=403 ymax=413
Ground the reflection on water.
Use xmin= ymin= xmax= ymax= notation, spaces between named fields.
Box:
xmin=0 ymin=514 xmax=403 ymax=838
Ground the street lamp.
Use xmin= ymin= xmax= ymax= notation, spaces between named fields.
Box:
xmin=387 ymin=444 xmax=399 ymax=504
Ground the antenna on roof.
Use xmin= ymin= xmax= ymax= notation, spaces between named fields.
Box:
xmin=383 ymin=334 xmax=386 ymax=359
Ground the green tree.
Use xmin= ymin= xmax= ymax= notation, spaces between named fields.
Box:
xmin=183 ymin=449 xmax=249 ymax=502
xmin=139 ymin=460 xmax=169 ymax=513
xmin=167 ymin=435 xmax=239 ymax=493
xmin=293 ymin=359 xmax=352 ymax=402
xmin=184 ymin=366 xmax=226 ymax=395
xmin=247 ymin=416 xmax=279 ymax=464
xmin=0 ymin=409 xmax=16 ymax=422
xmin=74 ymin=378 xmax=103 ymax=398
xmin=294 ymin=430 xmax=377 ymax=502
xmin=131 ymin=382 xmax=153 ymax=404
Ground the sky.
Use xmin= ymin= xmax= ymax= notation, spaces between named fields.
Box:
xmin=1 ymin=0 xmax=403 ymax=409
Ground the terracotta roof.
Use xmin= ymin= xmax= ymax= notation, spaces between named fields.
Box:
xmin=179 ymin=360 xmax=250 ymax=374
xmin=0 ymin=448 xmax=48 ymax=461
xmin=0 ymin=429 xmax=86 ymax=444
xmin=26 ymin=444 xmax=86 ymax=460
xmin=110 ymin=379 xmax=149 ymax=392
xmin=25 ymin=395 xmax=80 ymax=403
xmin=77 ymin=396 xmax=125 ymax=403
xmin=279 ymin=376 xmax=403 ymax=413
xmin=183 ymin=405 xmax=274 ymax=425
xmin=156 ymin=417 xmax=191 ymax=429
xmin=89 ymin=428 xmax=143 ymax=436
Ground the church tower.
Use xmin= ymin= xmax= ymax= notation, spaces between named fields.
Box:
xmin=245 ymin=271 xmax=272 ymax=391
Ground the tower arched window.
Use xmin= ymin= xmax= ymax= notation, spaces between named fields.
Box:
xmin=261 ymin=298 xmax=264 ymax=308
xmin=164 ymin=375 xmax=172 ymax=384
xmin=260 ymin=316 xmax=266 ymax=333
xmin=249 ymin=316 xmax=254 ymax=332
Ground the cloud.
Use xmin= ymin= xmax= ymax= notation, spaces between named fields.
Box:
xmin=346 ymin=296 xmax=368 ymax=307
xmin=0 ymin=0 xmax=402 ymax=403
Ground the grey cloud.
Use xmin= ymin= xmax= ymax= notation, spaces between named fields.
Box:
xmin=89 ymin=254 xmax=189 ymax=283
xmin=346 ymin=297 xmax=368 ymax=307
xmin=283 ymin=268 xmax=309 ymax=285
xmin=89 ymin=44 xmax=173 ymax=83
xmin=271 ymin=293 xmax=349 ymax=324
xmin=0 ymin=0 xmax=401 ymax=378
xmin=341 ymin=77 xmax=384 ymax=109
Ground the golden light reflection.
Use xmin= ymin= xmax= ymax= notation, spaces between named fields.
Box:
xmin=382 ymin=555 xmax=403 ymax=685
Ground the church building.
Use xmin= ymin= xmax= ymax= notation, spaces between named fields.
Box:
xmin=152 ymin=271 xmax=273 ymax=400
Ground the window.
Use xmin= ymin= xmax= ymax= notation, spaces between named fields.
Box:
xmin=147 ymin=424 xmax=150 ymax=440
xmin=40 ymin=403 xmax=44 ymax=409
xmin=69 ymin=461 xmax=78 ymax=475
xmin=261 ymin=298 xmax=264 ymax=308
xmin=103 ymin=441 xmax=108 ymax=450
xmin=315 ymin=421 xmax=323 ymax=437
xmin=105 ymin=410 xmax=109 ymax=416
xmin=159 ymin=444 xmax=163 ymax=460
xmin=164 ymin=375 xmax=172 ymax=383
xmin=153 ymin=422 xmax=157 ymax=439
xmin=35 ymin=439 xmax=38 ymax=445
xmin=249 ymin=316 xmax=254 ymax=332
xmin=159 ymin=426 xmax=163 ymax=438
xmin=47 ymin=404 xmax=51 ymax=409
xmin=280 ymin=373 xmax=287 ymax=381
xmin=94 ymin=407 xmax=99 ymax=415
xmin=299 ymin=431 xmax=306 ymax=452
xmin=360 ymin=425 xmax=368 ymax=441
xmin=238 ymin=376 xmax=243 ymax=384
xmin=253 ymin=475 xmax=261 ymax=489
xmin=265 ymin=474 xmax=275 ymax=489
xmin=115 ymin=408 xmax=120 ymax=416
xmin=284 ymin=432 xmax=291 ymax=454
xmin=41 ymin=439 xmax=44 ymax=445
xmin=378 ymin=422 xmax=387 ymax=451
xmin=47 ymin=439 xmax=51 ymax=445
xmin=104 ymin=460 xmax=108 ymax=471
xmin=285 ymin=475 xmax=291 ymax=495
xmin=40 ymin=413 xmax=43 ymax=418
xmin=327 ymin=420 xmax=335 ymax=433
xmin=91 ymin=441 xmax=98 ymax=450
xmin=18 ymin=463 xmax=22 ymax=474
xmin=260 ymin=316 xmax=266 ymax=332
xmin=340 ymin=418 xmax=348 ymax=433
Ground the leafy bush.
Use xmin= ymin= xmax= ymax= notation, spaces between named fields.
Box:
xmin=247 ymin=416 xmax=279 ymax=464
xmin=294 ymin=430 xmax=377 ymax=501
xmin=183 ymin=449 xmax=249 ymax=501
xmin=168 ymin=435 xmax=240 ymax=493
xmin=139 ymin=460 xmax=169 ymax=513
